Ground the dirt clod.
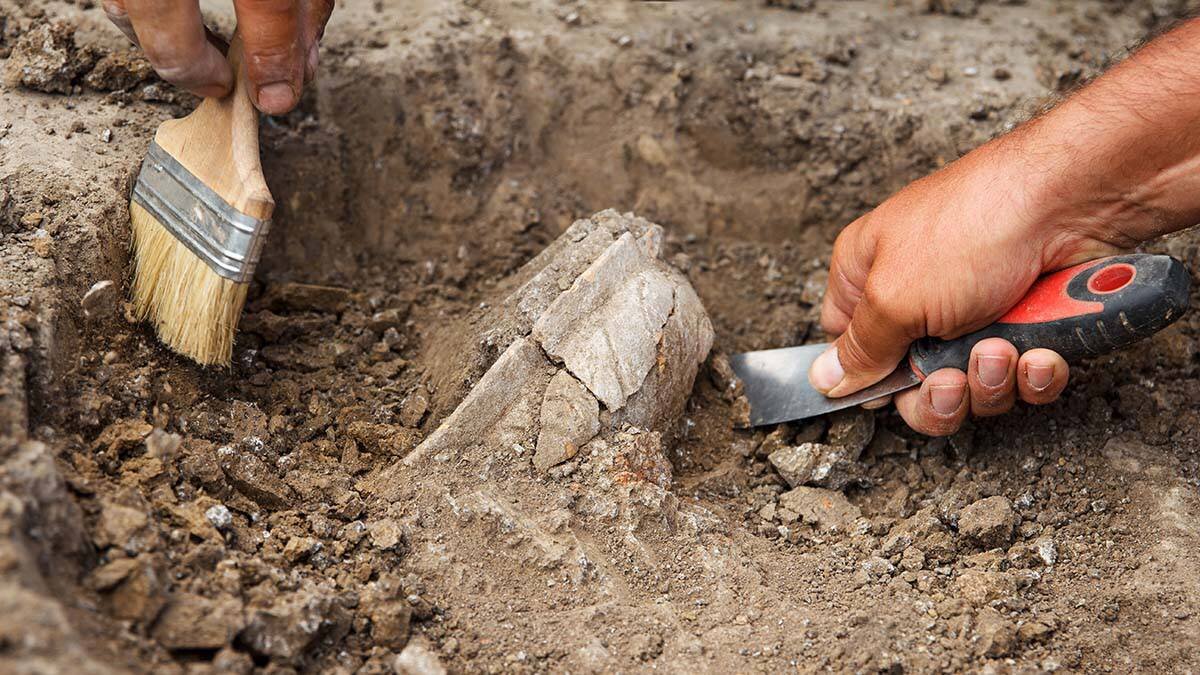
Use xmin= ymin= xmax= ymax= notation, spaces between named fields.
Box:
xmin=3 ymin=21 xmax=94 ymax=93
xmin=152 ymin=593 xmax=244 ymax=651
xmin=958 ymin=495 xmax=1019 ymax=549
xmin=778 ymin=486 xmax=862 ymax=531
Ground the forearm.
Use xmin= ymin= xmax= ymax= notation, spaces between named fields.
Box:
xmin=1007 ymin=17 xmax=1200 ymax=247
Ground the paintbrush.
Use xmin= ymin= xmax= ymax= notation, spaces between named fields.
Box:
xmin=128 ymin=30 xmax=273 ymax=366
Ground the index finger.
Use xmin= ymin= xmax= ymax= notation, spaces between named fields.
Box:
xmin=124 ymin=0 xmax=233 ymax=98
xmin=233 ymin=0 xmax=304 ymax=114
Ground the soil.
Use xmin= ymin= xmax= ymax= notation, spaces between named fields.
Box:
xmin=3 ymin=0 xmax=1200 ymax=673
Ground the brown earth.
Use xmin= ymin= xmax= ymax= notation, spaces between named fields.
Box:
xmin=3 ymin=0 xmax=1200 ymax=672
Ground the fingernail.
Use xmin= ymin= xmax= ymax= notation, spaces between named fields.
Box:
xmin=256 ymin=82 xmax=297 ymax=114
xmin=1026 ymin=364 xmax=1055 ymax=391
xmin=976 ymin=355 xmax=1009 ymax=388
xmin=809 ymin=346 xmax=844 ymax=394
xmin=930 ymin=383 xmax=965 ymax=415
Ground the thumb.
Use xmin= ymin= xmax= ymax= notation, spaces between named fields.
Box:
xmin=808 ymin=288 xmax=916 ymax=398
xmin=234 ymin=0 xmax=304 ymax=114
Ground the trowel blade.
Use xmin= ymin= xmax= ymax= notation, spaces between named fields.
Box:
xmin=729 ymin=343 xmax=919 ymax=426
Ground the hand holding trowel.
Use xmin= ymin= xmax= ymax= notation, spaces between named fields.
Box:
xmin=732 ymin=254 xmax=1190 ymax=427
xmin=728 ymin=16 xmax=1200 ymax=434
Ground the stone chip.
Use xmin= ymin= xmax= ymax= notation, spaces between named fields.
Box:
xmin=778 ymin=487 xmax=861 ymax=531
xmin=958 ymin=495 xmax=1018 ymax=549
xmin=533 ymin=370 xmax=599 ymax=472
xmin=152 ymin=593 xmax=244 ymax=651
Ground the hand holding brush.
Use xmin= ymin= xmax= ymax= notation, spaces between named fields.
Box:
xmin=128 ymin=31 xmax=273 ymax=366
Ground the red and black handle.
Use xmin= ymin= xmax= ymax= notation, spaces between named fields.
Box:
xmin=909 ymin=254 xmax=1191 ymax=377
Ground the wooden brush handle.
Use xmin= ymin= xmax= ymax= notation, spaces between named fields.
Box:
xmin=152 ymin=31 xmax=274 ymax=221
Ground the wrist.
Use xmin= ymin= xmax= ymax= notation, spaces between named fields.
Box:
xmin=992 ymin=112 xmax=1195 ymax=254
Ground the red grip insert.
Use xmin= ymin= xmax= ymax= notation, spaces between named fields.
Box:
xmin=998 ymin=259 xmax=1105 ymax=324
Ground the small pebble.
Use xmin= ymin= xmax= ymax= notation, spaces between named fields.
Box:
xmin=205 ymin=504 xmax=233 ymax=530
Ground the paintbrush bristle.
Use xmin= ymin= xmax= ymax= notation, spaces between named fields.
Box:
xmin=129 ymin=200 xmax=248 ymax=366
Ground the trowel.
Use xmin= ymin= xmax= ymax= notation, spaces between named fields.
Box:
xmin=730 ymin=254 xmax=1191 ymax=426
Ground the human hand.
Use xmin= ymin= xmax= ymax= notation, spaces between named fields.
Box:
xmin=809 ymin=16 xmax=1200 ymax=436
xmin=809 ymin=132 xmax=1131 ymax=435
xmin=102 ymin=0 xmax=334 ymax=114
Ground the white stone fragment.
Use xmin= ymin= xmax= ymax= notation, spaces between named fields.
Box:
xmin=533 ymin=233 xmax=675 ymax=411
xmin=533 ymin=370 xmax=600 ymax=471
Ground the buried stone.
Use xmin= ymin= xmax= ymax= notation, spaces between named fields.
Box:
xmin=379 ymin=210 xmax=713 ymax=483
xmin=768 ymin=409 xmax=875 ymax=490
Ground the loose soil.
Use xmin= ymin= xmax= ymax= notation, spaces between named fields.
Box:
xmin=3 ymin=0 xmax=1200 ymax=673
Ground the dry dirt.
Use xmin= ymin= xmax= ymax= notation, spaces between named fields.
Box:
xmin=3 ymin=0 xmax=1200 ymax=673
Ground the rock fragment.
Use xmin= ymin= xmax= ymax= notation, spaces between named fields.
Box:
xmin=768 ymin=444 xmax=817 ymax=488
xmin=390 ymin=211 xmax=711 ymax=491
xmin=778 ymin=487 xmax=861 ymax=531
xmin=144 ymin=429 xmax=182 ymax=461
xmin=262 ymin=282 xmax=355 ymax=313
xmin=88 ymin=554 xmax=166 ymax=623
xmin=152 ymin=593 xmax=244 ymax=650
xmin=953 ymin=568 xmax=1016 ymax=606
xmin=1035 ymin=537 xmax=1057 ymax=566
xmin=239 ymin=589 xmax=350 ymax=662
xmin=935 ymin=481 xmax=982 ymax=527
xmin=1018 ymin=620 xmax=1054 ymax=644
xmin=768 ymin=441 xmax=864 ymax=490
xmin=81 ymin=280 xmax=119 ymax=319
xmin=362 ymin=577 xmax=413 ymax=650
xmin=366 ymin=518 xmax=407 ymax=551
xmin=880 ymin=506 xmax=946 ymax=557
xmin=205 ymin=503 xmax=233 ymax=530
xmin=394 ymin=636 xmax=448 ymax=675
xmin=533 ymin=232 xmax=675 ymax=411
xmin=3 ymin=22 xmax=96 ymax=94
xmin=84 ymin=50 xmax=155 ymax=90
xmin=973 ymin=607 xmax=1016 ymax=657
xmin=399 ymin=385 xmax=430 ymax=428
xmin=958 ymin=496 xmax=1018 ymax=549
xmin=826 ymin=408 xmax=875 ymax=454
xmin=283 ymin=536 xmax=321 ymax=563
xmin=404 ymin=338 xmax=552 ymax=465
xmin=534 ymin=370 xmax=599 ymax=472
xmin=91 ymin=419 xmax=153 ymax=455
xmin=94 ymin=499 xmax=158 ymax=553
xmin=217 ymin=445 xmax=294 ymax=509
xmin=609 ymin=430 xmax=674 ymax=489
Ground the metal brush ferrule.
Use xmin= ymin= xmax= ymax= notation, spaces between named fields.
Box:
xmin=131 ymin=141 xmax=269 ymax=284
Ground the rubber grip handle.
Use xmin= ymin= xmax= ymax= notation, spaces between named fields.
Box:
xmin=909 ymin=254 xmax=1191 ymax=377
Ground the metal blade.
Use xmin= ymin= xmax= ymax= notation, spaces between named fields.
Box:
xmin=729 ymin=343 xmax=920 ymax=426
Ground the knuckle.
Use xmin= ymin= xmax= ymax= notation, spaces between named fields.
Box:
xmin=972 ymin=394 xmax=1012 ymax=417
xmin=860 ymin=284 xmax=903 ymax=318
xmin=246 ymin=44 xmax=297 ymax=67
xmin=144 ymin=47 xmax=212 ymax=86
xmin=920 ymin=415 xmax=961 ymax=437
xmin=837 ymin=326 xmax=880 ymax=371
